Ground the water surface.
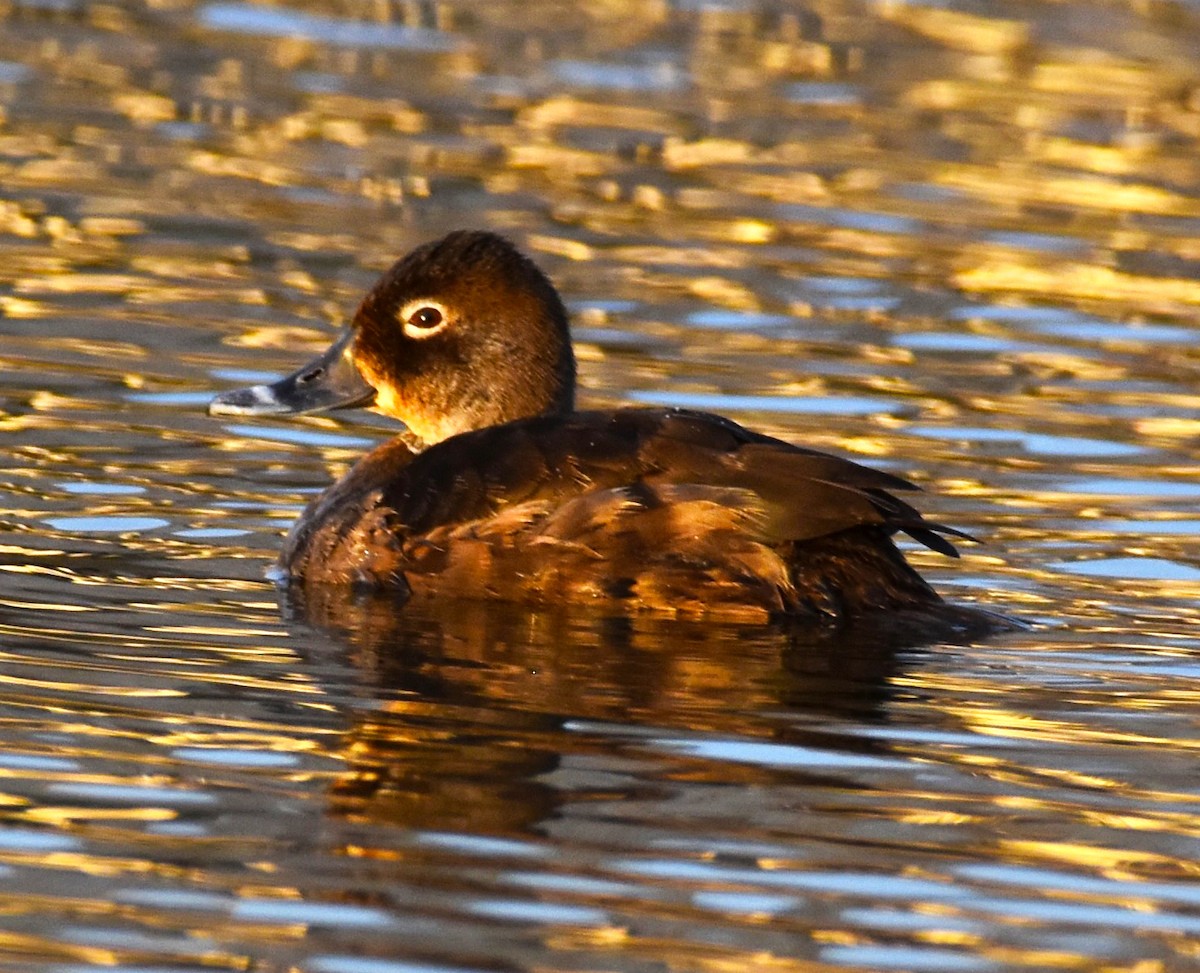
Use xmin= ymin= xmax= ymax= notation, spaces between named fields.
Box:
xmin=1 ymin=0 xmax=1199 ymax=970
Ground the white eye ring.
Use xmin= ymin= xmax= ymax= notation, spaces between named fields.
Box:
xmin=398 ymin=299 xmax=451 ymax=339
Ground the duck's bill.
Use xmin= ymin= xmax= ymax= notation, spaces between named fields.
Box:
xmin=209 ymin=329 xmax=376 ymax=418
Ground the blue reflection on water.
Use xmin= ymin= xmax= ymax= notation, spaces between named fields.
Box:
xmin=57 ymin=481 xmax=145 ymax=495
xmin=551 ymin=59 xmax=684 ymax=91
xmin=686 ymin=309 xmax=794 ymax=329
xmin=894 ymin=332 xmax=1026 ymax=353
xmin=416 ymin=831 xmax=547 ymax=859
xmin=223 ymin=424 xmax=375 ymax=448
xmin=200 ymin=3 xmax=461 ymax=51
xmin=126 ymin=391 xmax=214 ymax=406
xmin=171 ymin=748 xmax=299 ymax=768
xmin=780 ymin=203 xmax=923 ymax=235
xmin=692 ymin=890 xmax=797 ymax=914
xmin=822 ymin=944 xmax=992 ymax=971
xmin=984 ymin=230 xmax=1087 ymax=254
xmin=654 ymin=736 xmax=909 ymax=770
xmin=46 ymin=783 xmax=217 ymax=806
xmin=1086 ymin=519 xmax=1200 ymax=534
xmin=0 ymin=60 xmax=32 ymax=83
xmin=309 ymin=957 xmax=488 ymax=973
xmin=630 ymin=390 xmax=898 ymax=415
xmin=232 ymin=898 xmax=397 ymax=928
xmin=782 ymin=81 xmax=860 ymax=105
xmin=910 ymin=426 xmax=1144 ymax=458
xmin=0 ymin=827 xmax=80 ymax=851
xmin=1048 ymin=557 xmax=1200 ymax=581
xmin=957 ymin=864 xmax=1200 ymax=906
xmin=951 ymin=303 xmax=1194 ymax=343
xmin=46 ymin=516 xmax=170 ymax=533
xmin=174 ymin=527 xmax=253 ymax=538
xmin=468 ymin=898 xmax=610 ymax=925
xmin=1056 ymin=477 xmax=1200 ymax=497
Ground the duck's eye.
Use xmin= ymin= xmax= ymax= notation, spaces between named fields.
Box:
xmin=408 ymin=307 xmax=443 ymax=329
xmin=398 ymin=300 xmax=451 ymax=339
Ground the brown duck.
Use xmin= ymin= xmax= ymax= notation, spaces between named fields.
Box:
xmin=211 ymin=231 xmax=996 ymax=625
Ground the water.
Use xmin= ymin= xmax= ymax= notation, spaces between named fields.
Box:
xmin=1 ymin=0 xmax=1199 ymax=969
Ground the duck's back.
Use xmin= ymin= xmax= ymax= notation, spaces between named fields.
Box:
xmin=283 ymin=407 xmax=967 ymax=620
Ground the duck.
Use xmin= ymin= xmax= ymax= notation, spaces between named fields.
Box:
xmin=210 ymin=230 xmax=993 ymax=624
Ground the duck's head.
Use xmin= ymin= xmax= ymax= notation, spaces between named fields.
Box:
xmin=210 ymin=231 xmax=577 ymax=447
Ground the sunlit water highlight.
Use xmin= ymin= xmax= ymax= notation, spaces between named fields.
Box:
xmin=0 ymin=0 xmax=1198 ymax=971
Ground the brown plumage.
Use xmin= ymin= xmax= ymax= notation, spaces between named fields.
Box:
xmin=211 ymin=231 xmax=997 ymax=625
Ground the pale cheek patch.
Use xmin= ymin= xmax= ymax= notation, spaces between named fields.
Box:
xmin=368 ymin=382 xmax=467 ymax=444
xmin=357 ymin=358 xmax=400 ymax=416
xmin=360 ymin=378 xmax=425 ymax=439
xmin=371 ymin=384 xmax=401 ymax=418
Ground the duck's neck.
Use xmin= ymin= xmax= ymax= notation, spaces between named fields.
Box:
xmin=398 ymin=346 xmax=576 ymax=452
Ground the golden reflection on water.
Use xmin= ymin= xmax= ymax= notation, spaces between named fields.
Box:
xmin=0 ymin=0 xmax=1199 ymax=969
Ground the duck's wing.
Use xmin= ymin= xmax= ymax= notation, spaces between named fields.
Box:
xmin=385 ymin=406 xmax=971 ymax=558
xmin=631 ymin=409 xmax=973 ymax=555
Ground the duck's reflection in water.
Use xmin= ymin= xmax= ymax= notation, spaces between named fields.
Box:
xmin=284 ymin=586 xmax=1006 ymax=837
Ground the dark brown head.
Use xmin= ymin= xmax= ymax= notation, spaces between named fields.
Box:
xmin=210 ymin=231 xmax=577 ymax=447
